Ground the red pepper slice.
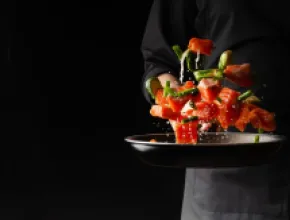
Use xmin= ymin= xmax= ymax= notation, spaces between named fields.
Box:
xmin=155 ymin=89 xmax=168 ymax=106
xmin=224 ymin=63 xmax=253 ymax=87
xmin=190 ymin=101 xmax=219 ymax=121
xmin=167 ymin=96 xmax=191 ymax=112
xmin=197 ymin=78 xmax=222 ymax=103
xmin=177 ymin=81 xmax=195 ymax=91
xmin=150 ymin=105 xmax=180 ymax=120
xmin=216 ymin=87 xmax=241 ymax=129
xmin=173 ymin=117 xmax=198 ymax=144
xmin=188 ymin=38 xmax=213 ymax=56
xmin=248 ymin=108 xmax=276 ymax=132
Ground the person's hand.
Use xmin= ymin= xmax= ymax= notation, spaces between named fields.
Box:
xmin=157 ymin=73 xmax=180 ymax=89
xmin=156 ymin=73 xmax=180 ymax=131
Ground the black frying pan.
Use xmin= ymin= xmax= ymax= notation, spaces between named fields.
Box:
xmin=124 ymin=132 xmax=287 ymax=168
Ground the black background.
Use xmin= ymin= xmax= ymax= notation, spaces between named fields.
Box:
xmin=1 ymin=1 xmax=185 ymax=219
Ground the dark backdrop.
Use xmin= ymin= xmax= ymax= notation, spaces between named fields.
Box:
xmin=1 ymin=1 xmax=185 ymax=219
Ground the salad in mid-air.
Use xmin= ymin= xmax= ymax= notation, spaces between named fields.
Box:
xmin=146 ymin=37 xmax=276 ymax=144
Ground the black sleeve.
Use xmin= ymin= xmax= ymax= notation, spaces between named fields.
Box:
xmin=140 ymin=0 xmax=199 ymax=103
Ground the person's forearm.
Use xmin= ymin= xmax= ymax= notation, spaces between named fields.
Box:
xmin=140 ymin=0 xmax=198 ymax=103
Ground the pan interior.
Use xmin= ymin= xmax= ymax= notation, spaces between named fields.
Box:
xmin=126 ymin=132 xmax=285 ymax=145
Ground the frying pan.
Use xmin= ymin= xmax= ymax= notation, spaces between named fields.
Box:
xmin=124 ymin=132 xmax=287 ymax=168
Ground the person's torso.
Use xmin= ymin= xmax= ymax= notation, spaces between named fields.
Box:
xmin=187 ymin=0 xmax=290 ymax=132
xmin=192 ymin=0 xmax=290 ymax=64
xmin=181 ymin=1 xmax=290 ymax=219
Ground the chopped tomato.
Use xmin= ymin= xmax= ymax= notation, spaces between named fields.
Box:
xmin=197 ymin=78 xmax=221 ymax=102
xmin=224 ymin=63 xmax=253 ymax=87
xmin=218 ymin=87 xmax=241 ymax=105
xmin=155 ymin=89 xmax=168 ymax=106
xmin=150 ymin=105 xmax=180 ymax=120
xmin=217 ymin=87 xmax=241 ymax=129
xmin=191 ymin=101 xmax=219 ymax=121
xmin=248 ymin=108 xmax=276 ymax=131
xmin=173 ymin=118 xmax=198 ymax=144
xmin=167 ymin=95 xmax=191 ymax=112
xmin=234 ymin=103 xmax=251 ymax=132
xmin=188 ymin=38 xmax=213 ymax=56
xmin=177 ymin=80 xmax=195 ymax=91
xmin=245 ymin=103 xmax=259 ymax=110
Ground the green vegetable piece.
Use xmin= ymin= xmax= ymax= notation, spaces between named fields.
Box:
xmin=165 ymin=80 xmax=170 ymax=88
xmin=258 ymin=128 xmax=264 ymax=133
xmin=254 ymin=134 xmax=260 ymax=143
xmin=145 ymin=77 xmax=163 ymax=99
xmin=193 ymin=69 xmax=224 ymax=81
xmin=172 ymin=45 xmax=183 ymax=60
xmin=214 ymin=69 xmax=224 ymax=80
xmin=181 ymin=116 xmax=199 ymax=124
xmin=238 ymin=90 xmax=253 ymax=101
xmin=218 ymin=50 xmax=232 ymax=70
xmin=163 ymin=80 xmax=170 ymax=97
xmin=186 ymin=50 xmax=195 ymax=72
xmin=163 ymin=81 xmax=198 ymax=98
xmin=163 ymin=80 xmax=177 ymax=97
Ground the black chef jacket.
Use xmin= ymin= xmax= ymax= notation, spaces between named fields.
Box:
xmin=140 ymin=0 xmax=290 ymax=219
